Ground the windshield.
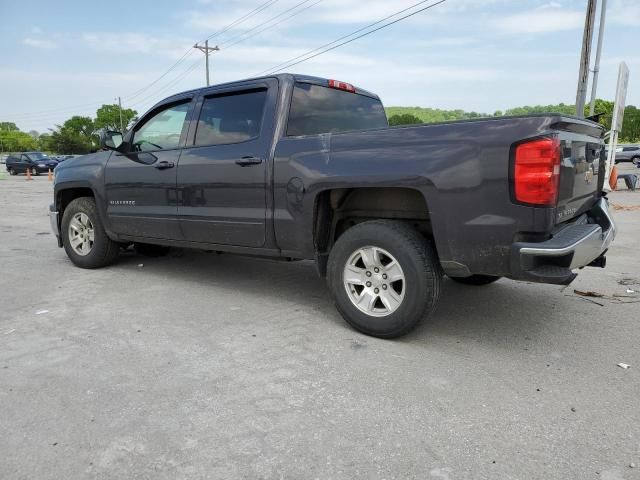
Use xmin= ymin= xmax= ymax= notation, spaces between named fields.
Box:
xmin=28 ymin=152 xmax=49 ymax=160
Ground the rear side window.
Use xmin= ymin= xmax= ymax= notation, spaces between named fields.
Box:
xmin=286 ymin=82 xmax=387 ymax=136
xmin=195 ymin=88 xmax=267 ymax=146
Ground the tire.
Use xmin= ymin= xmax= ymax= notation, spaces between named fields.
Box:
xmin=327 ymin=220 xmax=442 ymax=339
xmin=32 ymin=168 xmax=40 ymax=176
xmin=449 ymin=274 xmax=501 ymax=286
xmin=134 ymin=242 xmax=171 ymax=257
xmin=632 ymin=156 xmax=640 ymax=166
xmin=8 ymin=168 xmax=16 ymax=176
xmin=61 ymin=197 xmax=119 ymax=269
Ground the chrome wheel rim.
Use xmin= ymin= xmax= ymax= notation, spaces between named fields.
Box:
xmin=68 ymin=212 xmax=95 ymax=256
xmin=343 ymin=246 xmax=405 ymax=317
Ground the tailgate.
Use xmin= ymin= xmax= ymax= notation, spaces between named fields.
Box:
xmin=553 ymin=118 xmax=604 ymax=224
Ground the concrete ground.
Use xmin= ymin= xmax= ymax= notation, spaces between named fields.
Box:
xmin=1 ymin=165 xmax=639 ymax=480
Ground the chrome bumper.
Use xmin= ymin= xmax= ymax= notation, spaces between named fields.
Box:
xmin=512 ymin=198 xmax=616 ymax=284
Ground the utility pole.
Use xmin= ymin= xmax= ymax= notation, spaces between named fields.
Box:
xmin=117 ymin=96 xmax=124 ymax=132
xmin=193 ymin=40 xmax=220 ymax=86
xmin=575 ymin=0 xmax=597 ymax=117
xmin=589 ymin=0 xmax=607 ymax=116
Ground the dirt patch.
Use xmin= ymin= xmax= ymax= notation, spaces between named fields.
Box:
xmin=612 ymin=203 xmax=640 ymax=211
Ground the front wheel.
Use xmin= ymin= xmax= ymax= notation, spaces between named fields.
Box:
xmin=8 ymin=168 xmax=16 ymax=175
xmin=449 ymin=274 xmax=501 ymax=286
xmin=61 ymin=197 xmax=120 ymax=269
xmin=632 ymin=156 xmax=640 ymax=166
xmin=327 ymin=220 xmax=442 ymax=339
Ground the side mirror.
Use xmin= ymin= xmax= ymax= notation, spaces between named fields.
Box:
xmin=100 ymin=130 xmax=123 ymax=150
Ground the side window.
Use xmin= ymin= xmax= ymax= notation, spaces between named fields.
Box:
xmin=21 ymin=154 xmax=30 ymax=163
xmin=194 ymin=88 xmax=267 ymax=146
xmin=132 ymin=102 xmax=190 ymax=152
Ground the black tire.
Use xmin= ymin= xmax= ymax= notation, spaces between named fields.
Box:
xmin=449 ymin=274 xmax=501 ymax=286
xmin=327 ymin=220 xmax=442 ymax=339
xmin=632 ymin=156 xmax=640 ymax=166
xmin=134 ymin=242 xmax=171 ymax=257
xmin=61 ymin=197 xmax=120 ymax=269
xmin=8 ymin=168 xmax=16 ymax=176
xmin=32 ymin=168 xmax=40 ymax=176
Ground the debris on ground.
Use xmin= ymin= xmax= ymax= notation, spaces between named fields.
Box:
xmin=617 ymin=363 xmax=631 ymax=369
xmin=612 ymin=203 xmax=640 ymax=212
xmin=3 ymin=329 xmax=16 ymax=335
xmin=570 ymin=289 xmax=640 ymax=305
xmin=618 ymin=278 xmax=639 ymax=286
xmin=35 ymin=309 xmax=49 ymax=315
xmin=137 ymin=264 xmax=144 ymax=268
xmin=574 ymin=290 xmax=604 ymax=298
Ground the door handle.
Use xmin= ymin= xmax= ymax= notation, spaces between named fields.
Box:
xmin=235 ymin=156 xmax=263 ymax=167
xmin=153 ymin=161 xmax=175 ymax=170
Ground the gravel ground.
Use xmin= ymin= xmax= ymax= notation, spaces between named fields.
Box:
xmin=1 ymin=165 xmax=639 ymax=480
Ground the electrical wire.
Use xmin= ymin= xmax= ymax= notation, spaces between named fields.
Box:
xmin=220 ymin=0 xmax=322 ymax=49
xmin=255 ymin=0 xmax=447 ymax=76
xmin=202 ymin=0 xmax=280 ymax=42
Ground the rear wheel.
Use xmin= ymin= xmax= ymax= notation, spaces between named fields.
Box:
xmin=327 ymin=220 xmax=442 ymax=338
xmin=632 ymin=156 xmax=640 ymax=166
xmin=8 ymin=168 xmax=16 ymax=175
xmin=449 ymin=274 xmax=501 ymax=286
xmin=61 ymin=197 xmax=119 ymax=268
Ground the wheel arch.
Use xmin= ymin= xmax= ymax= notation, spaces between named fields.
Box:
xmin=312 ymin=186 xmax=436 ymax=276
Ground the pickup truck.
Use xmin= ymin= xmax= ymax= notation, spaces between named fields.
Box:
xmin=49 ymin=74 xmax=616 ymax=338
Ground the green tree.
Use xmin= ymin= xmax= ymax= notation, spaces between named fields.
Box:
xmin=95 ymin=104 xmax=137 ymax=132
xmin=0 ymin=130 xmax=38 ymax=152
xmin=0 ymin=122 xmax=19 ymax=132
xmin=388 ymin=114 xmax=424 ymax=126
xmin=48 ymin=116 xmax=98 ymax=154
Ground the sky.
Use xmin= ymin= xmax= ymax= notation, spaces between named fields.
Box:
xmin=0 ymin=0 xmax=638 ymax=133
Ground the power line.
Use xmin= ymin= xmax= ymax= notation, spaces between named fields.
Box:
xmin=203 ymin=0 xmax=280 ymax=42
xmin=256 ymin=0 xmax=447 ymax=76
xmin=221 ymin=0 xmax=321 ymax=49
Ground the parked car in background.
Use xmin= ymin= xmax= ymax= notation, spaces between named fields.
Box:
xmin=606 ymin=144 xmax=640 ymax=164
xmin=5 ymin=152 xmax=58 ymax=175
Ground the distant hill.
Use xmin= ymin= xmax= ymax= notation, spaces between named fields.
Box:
xmin=385 ymin=101 xmax=639 ymax=142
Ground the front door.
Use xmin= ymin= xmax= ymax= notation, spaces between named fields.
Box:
xmin=105 ymin=100 xmax=192 ymax=240
xmin=177 ymin=81 xmax=277 ymax=247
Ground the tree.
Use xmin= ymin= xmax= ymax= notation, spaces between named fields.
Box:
xmin=48 ymin=116 xmax=98 ymax=154
xmin=95 ymin=104 xmax=137 ymax=132
xmin=388 ymin=114 xmax=424 ymax=126
xmin=0 ymin=122 xmax=19 ymax=132
xmin=0 ymin=130 xmax=38 ymax=152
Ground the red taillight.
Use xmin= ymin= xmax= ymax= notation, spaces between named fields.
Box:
xmin=328 ymin=79 xmax=356 ymax=93
xmin=514 ymin=137 xmax=561 ymax=206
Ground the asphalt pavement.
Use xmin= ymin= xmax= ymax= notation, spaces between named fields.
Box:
xmin=1 ymin=166 xmax=639 ymax=480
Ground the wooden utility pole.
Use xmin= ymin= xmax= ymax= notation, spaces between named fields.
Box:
xmin=193 ymin=40 xmax=220 ymax=86
xmin=575 ymin=0 xmax=597 ymax=117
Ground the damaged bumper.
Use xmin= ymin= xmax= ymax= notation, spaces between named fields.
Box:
xmin=511 ymin=198 xmax=616 ymax=285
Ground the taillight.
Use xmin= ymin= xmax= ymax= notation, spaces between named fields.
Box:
xmin=328 ymin=79 xmax=356 ymax=93
xmin=513 ymin=137 xmax=561 ymax=206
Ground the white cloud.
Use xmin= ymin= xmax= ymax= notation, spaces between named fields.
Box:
xmin=493 ymin=5 xmax=584 ymax=34
xmin=608 ymin=0 xmax=640 ymax=26
xmin=81 ymin=33 xmax=192 ymax=59
xmin=22 ymin=37 xmax=58 ymax=49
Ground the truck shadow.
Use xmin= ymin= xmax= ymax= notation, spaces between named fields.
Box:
xmin=116 ymin=248 xmax=566 ymax=349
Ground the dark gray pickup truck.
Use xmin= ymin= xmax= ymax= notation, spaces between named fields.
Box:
xmin=49 ymin=74 xmax=616 ymax=338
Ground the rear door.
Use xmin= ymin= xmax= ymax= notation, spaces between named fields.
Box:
xmin=177 ymin=79 xmax=277 ymax=247
xmin=105 ymin=98 xmax=194 ymax=240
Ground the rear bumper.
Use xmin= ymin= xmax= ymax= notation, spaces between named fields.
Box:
xmin=511 ymin=198 xmax=616 ymax=285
